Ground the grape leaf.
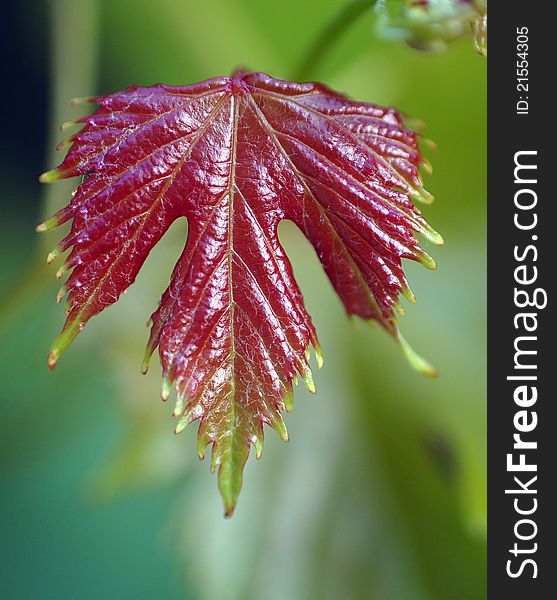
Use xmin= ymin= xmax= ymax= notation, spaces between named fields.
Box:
xmin=39 ymin=70 xmax=442 ymax=516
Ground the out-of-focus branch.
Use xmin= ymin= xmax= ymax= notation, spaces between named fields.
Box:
xmin=293 ymin=0 xmax=377 ymax=81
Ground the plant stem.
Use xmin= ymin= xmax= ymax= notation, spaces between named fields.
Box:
xmin=293 ymin=0 xmax=377 ymax=81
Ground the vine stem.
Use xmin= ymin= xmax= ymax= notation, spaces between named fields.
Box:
xmin=293 ymin=0 xmax=378 ymax=81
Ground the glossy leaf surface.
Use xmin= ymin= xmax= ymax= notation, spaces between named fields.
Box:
xmin=39 ymin=71 xmax=441 ymax=515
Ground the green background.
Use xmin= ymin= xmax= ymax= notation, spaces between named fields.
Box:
xmin=0 ymin=1 xmax=485 ymax=598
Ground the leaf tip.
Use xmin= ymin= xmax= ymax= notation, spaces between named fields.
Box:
xmin=56 ymin=285 xmax=67 ymax=304
xmin=422 ymin=137 xmax=438 ymax=152
xmin=315 ymin=346 xmax=324 ymax=369
xmin=47 ymin=321 xmax=82 ymax=371
xmin=252 ymin=435 xmax=263 ymax=460
xmin=402 ymin=285 xmax=416 ymax=304
xmin=418 ymin=251 xmax=437 ymax=270
xmin=216 ymin=442 xmax=249 ymax=519
xmin=304 ymin=374 xmax=316 ymax=394
xmin=420 ymin=158 xmax=434 ymax=177
xmin=39 ymin=169 xmax=63 ymax=184
xmin=160 ymin=376 xmax=172 ymax=401
xmin=174 ymin=402 xmax=197 ymax=433
xmin=174 ymin=419 xmax=188 ymax=435
xmin=413 ymin=187 xmax=435 ymax=205
xmin=36 ymin=215 xmax=62 ymax=233
xmin=223 ymin=500 xmax=237 ymax=519
xmin=172 ymin=394 xmax=186 ymax=419
xmin=46 ymin=247 xmax=62 ymax=264
xmin=404 ymin=116 xmax=426 ymax=132
xmin=140 ymin=356 xmax=150 ymax=375
xmin=301 ymin=365 xmax=316 ymax=394
xmin=141 ymin=332 xmax=158 ymax=374
xmin=269 ymin=413 xmax=289 ymax=443
xmin=423 ymin=225 xmax=444 ymax=246
xmin=197 ymin=434 xmax=208 ymax=461
xmin=284 ymin=388 xmax=295 ymax=412
xmin=60 ymin=120 xmax=80 ymax=132
xmin=47 ymin=350 xmax=59 ymax=371
xmin=431 ymin=231 xmax=444 ymax=246
xmin=393 ymin=301 xmax=406 ymax=317
xmin=397 ymin=331 xmax=438 ymax=378
xmin=70 ymin=96 xmax=93 ymax=106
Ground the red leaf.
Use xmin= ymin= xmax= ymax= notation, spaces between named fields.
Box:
xmin=39 ymin=70 xmax=442 ymax=516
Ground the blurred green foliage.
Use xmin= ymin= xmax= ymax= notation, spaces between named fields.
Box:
xmin=1 ymin=1 xmax=485 ymax=598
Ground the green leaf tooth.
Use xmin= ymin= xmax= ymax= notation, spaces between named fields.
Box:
xmin=174 ymin=418 xmax=188 ymax=435
xmin=70 ymin=96 xmax=93 ymax=106
xmin=39 ymin=169 xmax=64 ymax=184
xmin=418 ymin=251 xmax=437 ymax=270
xmin=56 ymin=285 xmax=67 ymax=304
xmin=420 ymin=157 xmax=433 ymax=176
xmin=140 ymin=356 xmax=150 ymax=375
xmin=411 ymin=186 xmax=435 ymax=205
xmin=47 ymin=352 xmax=59 ymax=371
xmin=268 ymin=413 xmax=289 ymax=442
xmin=423 ymin=224 xmax=444 ymax=246
xmin=160 ymin=374 xmax=172 ymax=401
xmin=197 ymin=430 xmax=210 ymax=461
xmin=56 ymin=265 xmax=68 ymax=280
xmin=305 ymin=342 xmax=324 ymax=370
xmin=397 ymin=330 xmax=438 ymax=378
xmin=301 ymin=364 xmax=316 ymax=394
xmin=47 ymin=319 xmax=83 ymax=370
xmin=141 ymin=334 xmax=157 ymax=374
xmin=403 ymin=115 xmax=426 ymax=132
xmin=47 ymin=247 xmax=61 ymax=264
xmin=174 ymin=404 xmax=198 ymax=434
xmin=172 ymin=394 xmax=187 ymax=419
xmin=56 ymin=137 xmax=74 ymax=152
xmin=314 ymin=343 xmax=324 ymax=369
xmin=251 ymin=425 xmax=264 ymax=459
xmin=284 ymin=387 xmax=295 ymax=412
xmin=210 ymin=442 xmax=220 ymax=473
xmin=217 ymin=440 xmax=250 ymax=518
xmin=411 ymin=217 xmax=443 ymax=246
xmin=402 ymin=285 xmax=416 ymax=303
xmin=196 ymin=419 xmax=211 ymax=460
xmin=421 ymin=136 xmax=438 ymax=152
xmin=393 ymin=301 xmax=405 ymax=317
xmin=60 ymin=120 xmax=80 ymax=132
xmin=36 ymin=215 xmax=62 ymax=232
